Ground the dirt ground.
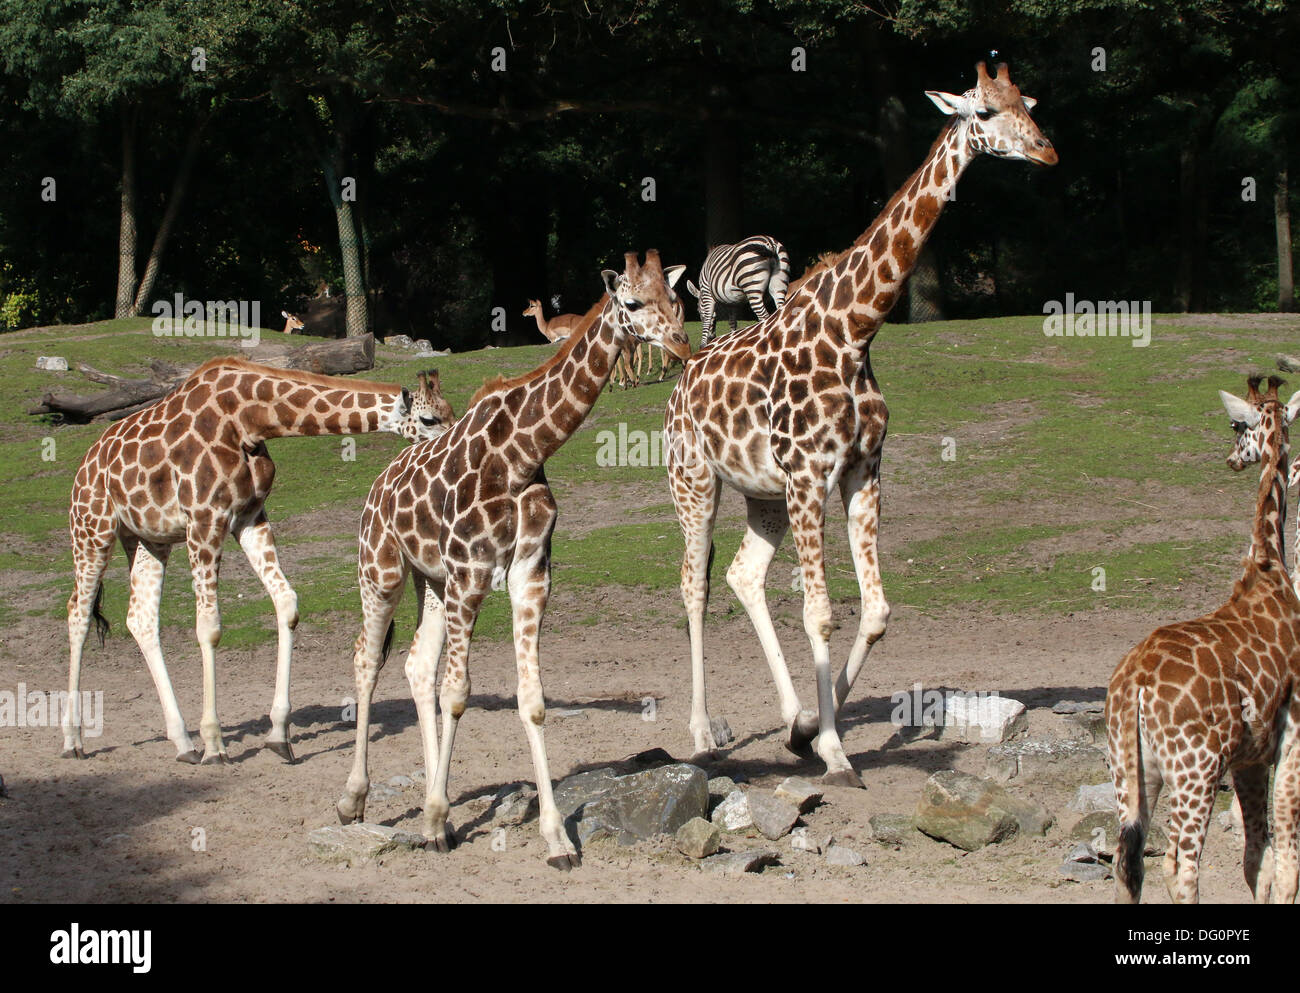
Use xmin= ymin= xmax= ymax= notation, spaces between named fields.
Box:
xmin=0 ymin=470 xmax=1257 ymax=905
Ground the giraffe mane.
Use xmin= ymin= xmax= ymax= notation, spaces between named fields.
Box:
xmin=185 ymin=356 xmax=403 ymax=396
xmin=469 ymin=293 xmax=610 ymax=405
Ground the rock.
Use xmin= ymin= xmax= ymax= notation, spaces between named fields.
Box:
xmin=412 ymin=340 xmax=435 ymax=356
xmin=552 ymin=767 xmax=619 ymax=821
xmin=985 ymin=736 xmax=1109 ymax=785
xmin=868 ymin=812 xmax=918 ymax=846
xmin=709 ymin=717 xmax=734 ymax=747
xmin=707 ymin=776 xmax=741 ymax=801
xmin=790 ymin=827 xmax=821 ymax=854
xmin=1070 ymin=811 xmax=1166 ymax=857
xmin=914 ymin=770 xmax=1053 ymax=851
xmin=388 ymin=774 xmax=414 ymax=789
xmin=1058 ymin=861 xmax=1112 ymax=883
xmin=1060 ymin=712 xmax=1108 ymax=745
xmin=36 ymin=356 xmax=68 ymax=371
xmin=711 ymin=791 xmax=754 ymax=832
xmin=826 ymin=844 xmax=866 ymax=867
xmin=1052 ymin=700 xmax=1104 ymax=715
xmin=939 ymin=694 xmax=1028 ymax=743
xmin=308 ymin=823 xmax=425 ymax=863
xmin=700 ymin=849 xmax=781 ymax=875
xmin=674 ymin=817 xmax=721 ymax=859
xmin=747 ymin=792 xmax=800 ymax=840
xmin=774 ymin=777 xmax=823 ymax=814
xmin=550 ymin=708 xmax=586 ymax=720
xmin=1068 ymin=782 xmax=1116 ymax=814
xmin=366 ymin=782 xmax=399 ymax=802
xmin=568 ymin=763 xmax=708 ymax=847
xmin=492 ymin=783 xmax=539 ymax=826
xmin=1065 ymin=842 xmax=1098 ymax=864
xmin=386 ymin=334 xmax=413 ymax=349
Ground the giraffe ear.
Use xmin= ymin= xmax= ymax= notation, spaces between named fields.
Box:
xmin=1220 ymin=390 xmax=1260 ymax=427
xmin=1285 ymin=389 xmax=1300 ymax=425
xmin=1021 ymin=95 xmax=1038 ymax=113
xmin=601 ymin=270 xmax=620 ymax=296
xmin=664 ymin=264 xmax=686 ymax=289
xmin=926 ymin=90 xmax=971 ymax=117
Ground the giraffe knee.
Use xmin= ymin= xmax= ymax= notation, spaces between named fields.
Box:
xmin=860 ymin=602 xmax=890 ymax=642
xmin=802 ymin=599 xmax=833 ymax=641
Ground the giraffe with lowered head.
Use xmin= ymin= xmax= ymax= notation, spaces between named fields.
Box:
xmin=63 ymin=359 xmax=454 ymax=764
xmin=664 ymin=62 xmax=1057 ymax=783
xmin=337 ymin=251 xmax=689 ymax=869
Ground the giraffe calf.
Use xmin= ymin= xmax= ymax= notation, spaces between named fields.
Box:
xmin=1107 ymin=377 xmax=1300 ymax=903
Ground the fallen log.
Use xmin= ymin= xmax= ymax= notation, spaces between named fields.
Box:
xmin=29 ymin=333 xmax=378 ymax=422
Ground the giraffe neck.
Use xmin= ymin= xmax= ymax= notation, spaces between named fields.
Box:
xmin=504 ymin=297 xmax=630 ymax=472
xmin=1247 ymin=420 xmax=1289 ymax=572
xmin=803 ymin=120 xmax=971 ymax=346
xmin=229 ymin=370 xmax=405 ymax=444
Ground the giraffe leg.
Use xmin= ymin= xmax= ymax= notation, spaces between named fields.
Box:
xmin=234 ymin=513 xmax=298 ymax=762
xmin=725 ymin=497 xmax=817 ymax=752
xmin=1270 ymin=709 xmax=1300 ymax=904
xmin=669 ymin=447 xmax=723 ymax=758
xmin=1233 ymin=763 xmax=1273 ymax=903
xmin=831 ymin=455 xmax=890 ymax=716
xmin=185 ymin=517 xmax=229 ymax=764
xmin=403 ymin=573 xmax=446 ymax=831
xmin=338 ymin=568 xmax=404 ymax=824
xmin=509 ymin=485 xmax=579 ymax=869
xmin=124 ymin=536 xmax=200 ymax=762
xmin=1162 ymin=754 xmax=1218 ymax=905
xmin=63 ymin=527 xmax=115 ymax=759
xmin=422 ymin=567 xmax=490 ymax=853
xmin=786 ymin=477 xmax=861 ymax=787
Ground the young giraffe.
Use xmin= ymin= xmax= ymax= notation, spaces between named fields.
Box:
xmin=337 ymin=251 xmax=690 ymax=869
xmin=664 ymin=62 xmax=1057 ymax=783
xmin=1107 ymin=377 xmax=1300 ymax=904
xmin=63 ymin=359 xmax=454 ymax=764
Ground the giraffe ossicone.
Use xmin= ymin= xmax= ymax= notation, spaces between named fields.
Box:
xmin=338 ymin=250 xmax=688 ymax=869
xmin=63 ymin=358 xmax=454 ymax=765
xmin=664 ymin=61 xmax=1056 ymax=784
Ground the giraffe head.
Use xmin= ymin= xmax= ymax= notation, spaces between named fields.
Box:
xmin=523 ymin=299 xmax=543 ymax=319
xmin=926 ymin=61 xmax=1057 ymax=167
xmin=1220 ymin=376 xmax=1300 ymax=472
xmin=392 ymin=369 xmax=456 ymax=443
xmin=601 ymin=250 xmax=691 ymax=362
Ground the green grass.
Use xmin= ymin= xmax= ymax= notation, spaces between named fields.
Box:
xmin=1 ymin=312 xmax=1291 ymax=646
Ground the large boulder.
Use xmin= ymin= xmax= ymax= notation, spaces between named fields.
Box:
xmin=985 ymin=736 xmax=1109 ymax=785
xmin=308 ymin=823 xmax=425 ymax=864
xmin=915 ymin=770 xmax=1053 ymax=851
xmin=562 ymin=763 xmax=709 ymax=848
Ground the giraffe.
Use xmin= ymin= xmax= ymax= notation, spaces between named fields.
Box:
xmin=336 ymin=251 xmax=689 ymax=869
xmin=1106 ymin=377 xmax=1300 ymax=904
xmin=63 ymin=359 xmax=455 ymax=764
xmin=663 ymin=62 xmax=1057 ymax=784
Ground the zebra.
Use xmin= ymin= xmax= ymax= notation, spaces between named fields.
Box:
xmin=686 ymin=235 xmax=791 ymax=346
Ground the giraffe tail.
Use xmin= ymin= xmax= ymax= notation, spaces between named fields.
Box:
xmin=1109 ymin=679 xmax=1147 ymax=903
xmin=91 ymin=585 xmax=110 ymax=647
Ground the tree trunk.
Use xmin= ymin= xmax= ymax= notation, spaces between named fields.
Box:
xmin=130 ymin=113 xmax=210 ymax=317
xmin=321 ymin=155 xmax=368 ymax=337
xmin=704 ymin=114 xmax=743 ymax=249
xmin=114 ymin=109 xmax=139 ymax=319
xmin=1277 ymin=152 xmax=1295 ymax=312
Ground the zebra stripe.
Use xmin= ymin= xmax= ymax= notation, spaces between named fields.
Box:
xmin=687 ymin=235 xmax=791 ymax=345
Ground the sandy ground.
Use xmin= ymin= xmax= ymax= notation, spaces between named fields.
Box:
xmin=0 ymin=537 xmax=1253 ymax=905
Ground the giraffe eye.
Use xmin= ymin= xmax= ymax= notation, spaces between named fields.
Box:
xmin=975 ymin=108 xmax=994 ymax=120
xmin=1231 ymin=420 xmax=1245 ymax=432
xmin=625 ymin=300 xmax=643 ymax=312
xmin=420 ymin=416 xmax=438 ymax=427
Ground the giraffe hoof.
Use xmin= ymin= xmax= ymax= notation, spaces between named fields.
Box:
xmin=785 ymin=710 xmax=820 ymax=755
xmin=336 ymin=801 xmax=361 ymax=825
xmin=820 ymin=769 xmax=865 ymax=790
xmin=201 ymin=752 xmax=230 ymax=765
xmin=59 ymin=747 xmax=87 ymax=760
xmin=427 ymin=828 xmax=457 ymax=853
xmin=176 ymin=750 xmax=203 ymax=765
xmin=547 ymin=853 xmax=581 ymax=871
xmin=265 ymin=740 xmax=296 ymax=764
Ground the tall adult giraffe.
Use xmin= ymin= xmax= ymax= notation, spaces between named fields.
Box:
xmin=63 ymin=359 xmax=455 ymax=764
xmin=337 ymin=251 xmax=690 ymax=869
xmin=664 ymin=62 xmax=1057 ymax=784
